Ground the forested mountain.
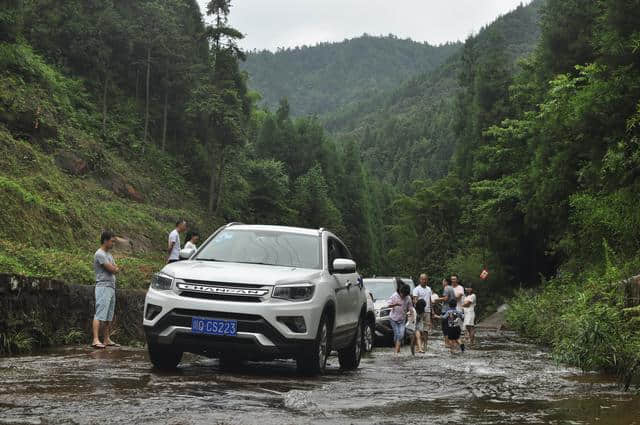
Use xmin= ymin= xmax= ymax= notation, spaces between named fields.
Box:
xmin=380 ymin=0 xmax=640 ymax=383
xmin=325 ymin=1 xmax=543 ymax=187
xmin=0 ymin=0 xmax=388 ymax=284
xmin=242 ymin=35 xmax=461 ymax=116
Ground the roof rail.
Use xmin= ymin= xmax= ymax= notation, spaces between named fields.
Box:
xmin=225 ymin=222 xmax=244 ymax=227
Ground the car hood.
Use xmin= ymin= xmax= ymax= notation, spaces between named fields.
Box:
xmin=374 ymin=300 xmax=390 ymax=311
xmin=160 ymin=260 xmax=322 ymax=285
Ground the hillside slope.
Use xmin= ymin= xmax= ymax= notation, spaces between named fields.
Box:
xmin=0 ymin=42 xmax=214 ymax=287
xmin=242 ymin=35 xmax=461 ymax=116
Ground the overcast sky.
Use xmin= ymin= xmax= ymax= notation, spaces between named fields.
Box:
xmin=197 ymin=0 xmax=531 ymax=51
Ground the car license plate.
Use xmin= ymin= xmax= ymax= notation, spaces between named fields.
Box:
xmin=191 ymin=317 xmax=237 ymax=336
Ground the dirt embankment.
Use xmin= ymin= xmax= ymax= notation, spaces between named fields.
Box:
xmin=0 ymin=274 xmax=146 ymax=354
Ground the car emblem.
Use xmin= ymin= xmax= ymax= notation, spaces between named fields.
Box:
xmin=177 ymin=282 xmax=269 ymax=297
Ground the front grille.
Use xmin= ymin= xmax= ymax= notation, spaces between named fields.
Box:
xmin=179 ymin=291 xmax=262 ymax=302
xmin=177 ymin=279 xmax=270 ymax=302
xmin=173 ymin=308 xmax=262 ymax=322
xmin=183 ymin=279 xmax=267 ymax=289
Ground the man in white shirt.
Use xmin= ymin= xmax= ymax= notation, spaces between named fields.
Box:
xmin=167 ymin=219 xmax=187 ymax=263
xmin=412 ymin=273 xmax=432 ymax=352
xmin=451 ymin=274 xmax=465 ymax=311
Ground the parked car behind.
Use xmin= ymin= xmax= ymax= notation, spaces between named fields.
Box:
xmin=363 ymin=277 xmax=414 ymax=345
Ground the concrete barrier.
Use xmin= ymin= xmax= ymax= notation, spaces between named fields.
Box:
xmin=0 ymin=274 xmax=146 ymax=353
xmin=621 ymin=275 xmax=640 ymax=308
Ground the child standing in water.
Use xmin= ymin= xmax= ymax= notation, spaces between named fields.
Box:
xmin=414 ymin=299 xmax=427 ymax=353
xmin=405 ymin=303 xmax=417 ymax=356
xmin=440 ymin=299 xmax=465 ymax=353
xmin=387 ymin=279 xmax=412 ymax=355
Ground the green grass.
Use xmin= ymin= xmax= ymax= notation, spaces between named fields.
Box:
xmin=507 ymin=269 xmax=640 ymax=390
xmin=0 ymin=41 xmax=216 ymax=289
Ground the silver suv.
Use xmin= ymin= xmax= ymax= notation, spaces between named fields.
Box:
xmin=143 ymin=223 xmax=367 ymax=374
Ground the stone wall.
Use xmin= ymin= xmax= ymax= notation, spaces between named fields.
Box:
xmin=622 ymin=275 xmax=640 ymax=308
xmin=0 ymin=274 xmax=146 ymax=354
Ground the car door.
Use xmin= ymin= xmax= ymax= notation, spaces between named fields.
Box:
xmin=328 ymin=237 xmax=353 ymax=334
xmin=337 ymin=240 xmax=361 ymax=328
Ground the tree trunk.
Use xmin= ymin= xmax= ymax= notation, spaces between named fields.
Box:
xmin=101 ymin=71 xmax=108 ymax=137
xmin=213 ymin=146 xmax=226 ymax=215
xmin=143 ymin=47 xmax=151 ymax=147
xmin=135 ymin=67 xmax=139 ymax=104
xmin=207 ymin=146 xmax=216 ymax=214
xmin=161 ymin=87 xmax=168 ymax=151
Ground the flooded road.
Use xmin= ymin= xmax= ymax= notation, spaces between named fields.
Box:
xmin=1 ymin=331 xmax=638 ymax=425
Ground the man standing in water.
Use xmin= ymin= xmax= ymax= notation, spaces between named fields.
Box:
xmin=412 ymin=273 xmax=432 ymax=352
xmin=167 ymin=219 xmax=187 ymax=263
xmin=92 ymin=231 xmax=120 ymax=349
xmin=451 ymin=274 xmax=465 ymax=311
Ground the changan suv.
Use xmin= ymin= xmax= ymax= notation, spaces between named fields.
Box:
xmin=143 ymin=223 xmax=367 ymax=374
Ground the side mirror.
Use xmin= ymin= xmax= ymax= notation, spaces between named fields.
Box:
xmin=179 ymin=248 xmax=195 ymax=260
xmin=332 ymin=258 xmax=356 ymax=274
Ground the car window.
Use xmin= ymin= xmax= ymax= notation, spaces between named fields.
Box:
xmin=328 ymin=237 xmax=351 ymax=267
xmin=363 ymin=279 xmax=396 ymax=300
xmin=196 ymin=229 xmax=322 ymax=269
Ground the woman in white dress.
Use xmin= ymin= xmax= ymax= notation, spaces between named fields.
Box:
xmin=462 ymin=287 xmax=477 ymax=347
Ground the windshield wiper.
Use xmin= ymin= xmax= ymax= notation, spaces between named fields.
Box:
xmin=197 ymin=258 xmax=226 ymax=262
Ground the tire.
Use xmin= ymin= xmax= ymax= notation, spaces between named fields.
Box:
xmin=338 ymin=319 xmax=362 ymax=370
xmin=297 ymin=313 xmax=330 ymax=375
xmin=148 ymin=342 xmax=183 ymax=371
xmin=363 ymin=320 xmax=374 ymax=353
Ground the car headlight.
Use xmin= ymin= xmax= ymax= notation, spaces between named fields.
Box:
xmin=376 ymin=308 xmax=391 ymax=318
xmin=272 ymin=282 xmax=315 ymax=301
xmin=151 ymin=273 xmax=174 ymax=290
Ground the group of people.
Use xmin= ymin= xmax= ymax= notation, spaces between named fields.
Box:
xmin=90 ymin=220 xmax=199 ymax=349
xmin=387 ymin=273 xmax=477 ymax=355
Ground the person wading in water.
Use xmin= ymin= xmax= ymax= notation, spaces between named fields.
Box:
xmin=463 ymin=286 xmax=477 ymax=347
xmin=439 ymin=278 xmax=456 ymax=348
xmin=412 ymin=273 xmax=432 ymax=353
xmin=91 ymin=230 xmax=121 ymax=349
xmin=387 ymin=278 xmax=412 ymax=355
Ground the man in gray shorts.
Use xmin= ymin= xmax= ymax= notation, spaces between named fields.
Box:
xmin=92 ymin=230 xmax=120 ymax=349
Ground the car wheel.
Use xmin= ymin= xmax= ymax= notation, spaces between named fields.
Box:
xmin=363 ymin=321 xmax=374 ymax=353
xmin=148 ymin=342 xmax=183 ymax=371
xmin=297 ymin=313 xmax=330 ymax=375
xmin=338 ymin=319 xmax=362 ymax=370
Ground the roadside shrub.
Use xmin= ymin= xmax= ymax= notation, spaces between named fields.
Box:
xmin=507 ymin=264 xmax=640 ymax=389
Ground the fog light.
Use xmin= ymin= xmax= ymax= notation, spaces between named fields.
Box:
xmin=145 ymin=304 xmax=162 ymax=320
xmin=277 ymin=316 xmax=307 ymax=333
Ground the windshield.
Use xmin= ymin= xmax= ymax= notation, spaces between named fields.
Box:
xmin=195 ymin=229 xmax=322 ymax=269
xmin=363 ymin=279 xmax=396 ymax=301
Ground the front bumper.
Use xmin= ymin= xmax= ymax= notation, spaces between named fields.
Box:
xmin=375 ymin=317 xmax=393 ymax=338
xmin=143 ymin=287 xmax=322 ymax=360
xmin=144 ymin=308 xmax=315 ymax=360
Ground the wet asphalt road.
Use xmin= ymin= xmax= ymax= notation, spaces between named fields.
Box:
xmin=1 ymin=331 xmax=639 ymax=425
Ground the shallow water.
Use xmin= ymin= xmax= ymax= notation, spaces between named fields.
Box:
xmin=0 ymin=331 xmax=638 ymax=424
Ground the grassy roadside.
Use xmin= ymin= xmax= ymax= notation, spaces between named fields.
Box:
xmin=506 ymin=268 xmax=640 ymax=390
xmin=0 ymin=41 xmax=218 ymax=289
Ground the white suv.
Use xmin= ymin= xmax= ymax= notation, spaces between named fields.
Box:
xmin=143 ymin=223 xmax=367 ymax=374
